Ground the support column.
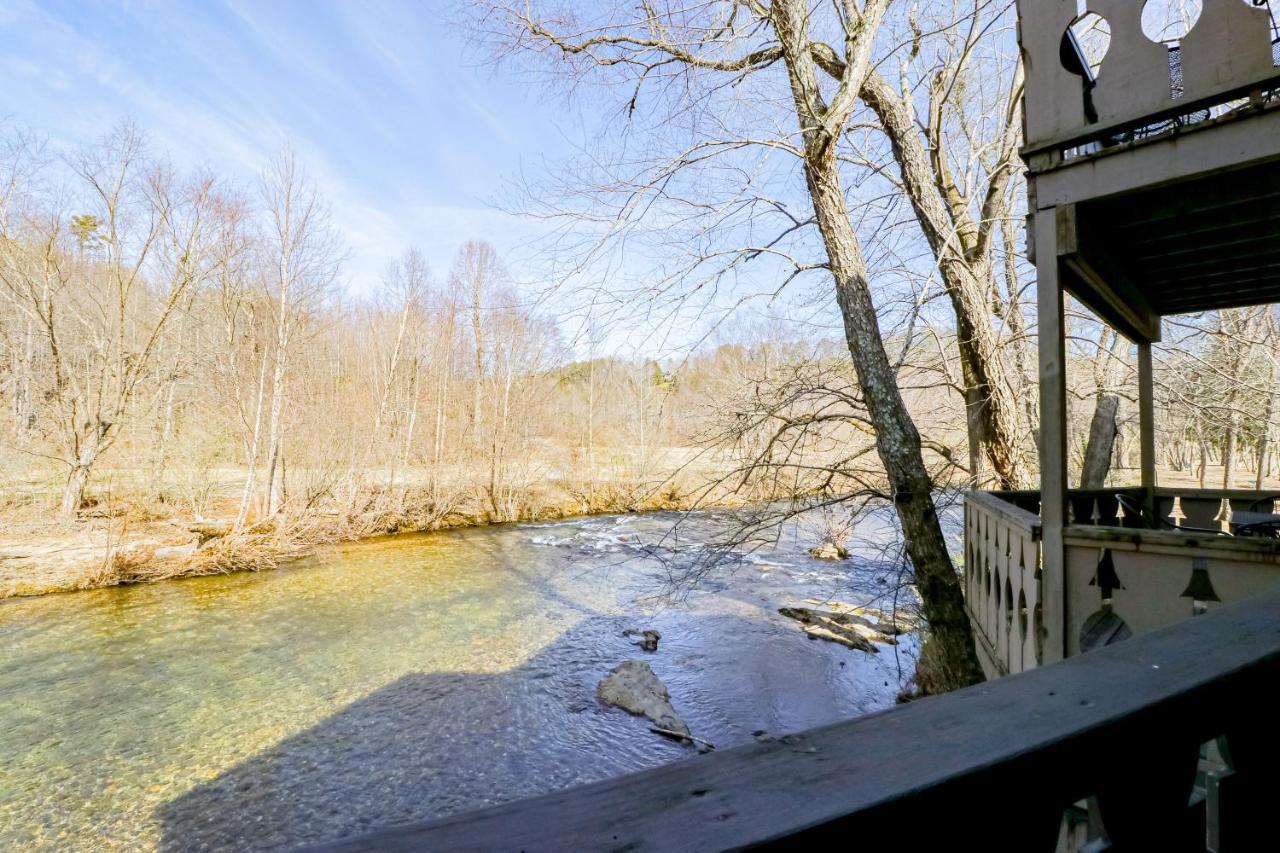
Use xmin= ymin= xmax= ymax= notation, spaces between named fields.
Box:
xmin=1036 ymin=208 xmax=1069 ymax=664
xmin=1138 ymin=341 xmax=1157 ymax=506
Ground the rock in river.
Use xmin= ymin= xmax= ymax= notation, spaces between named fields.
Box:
xmin=778 ymin=605 xmax=908 ymax=652
xmin=597 ymin=660 xmax=690 ymax=738
xmin=808 ymin=541 xmax=849 ymax=560
xmin=622 ymin=627 xmax=661 ymax=651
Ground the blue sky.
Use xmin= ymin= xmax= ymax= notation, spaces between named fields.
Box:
xmin=0 ymin=0 xmax=575 ymax=291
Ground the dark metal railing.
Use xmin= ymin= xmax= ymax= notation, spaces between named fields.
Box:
xmin=307 ymin=587 xmax=1280 ymax=852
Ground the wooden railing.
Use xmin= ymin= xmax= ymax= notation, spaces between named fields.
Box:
xmin=987 ymin=486 xmax=1280 ymax=534
xmin=970 ymin=487 xmax=1280 ymax=668
xmin=964 ymin=490 xmax=1043 ymax=675
xmin=308 ymin=586 xmax=1280 ymax=852
xmin=1154 ymin=487 xmax=1280 ymax=533
xmin=981 ymin=487 xmax=1146 ymax=528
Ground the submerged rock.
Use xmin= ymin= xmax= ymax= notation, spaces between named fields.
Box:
xmin=622 ymin=627 xmax=661 ymax=652
xmin=597 ymin=661 xmax=690 ymax=738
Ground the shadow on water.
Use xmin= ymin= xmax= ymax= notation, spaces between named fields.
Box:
xmin=156 ymin=609 xmax=895 ymax=852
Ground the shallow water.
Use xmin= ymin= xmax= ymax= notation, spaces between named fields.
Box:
xmin=0 ymin=510 xmax=920 ymax=851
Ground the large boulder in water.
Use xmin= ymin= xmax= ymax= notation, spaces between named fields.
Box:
xmin=809 ymin=541 xmax=849 ymax=560
xmin=596 ymin=660 xmax=690 ymax=737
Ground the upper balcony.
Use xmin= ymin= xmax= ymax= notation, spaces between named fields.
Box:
xmin=1018 ymin=0 xmax=1280 ymax=159
xmin=1018 ymin=5 xmax=1280 ymax=699
xmin=1018 ymin=1 xmax=1280 ymax=344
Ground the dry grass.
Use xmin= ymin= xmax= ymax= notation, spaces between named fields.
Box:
xmin=0 ymin=469 xmax=728 ymax=600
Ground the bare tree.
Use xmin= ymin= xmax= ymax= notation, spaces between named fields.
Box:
xmin=0 ymin=125 xmax=215 ymax=519
xmin=479 ymin=0 xmax=985 ymax=690
xmin=257 ymin=146 xmax=341 ymax=517
xmin=450 ymin=239 xmax=505 ymax=454
xmin=349 ymin=249 xmax=430 ymax=513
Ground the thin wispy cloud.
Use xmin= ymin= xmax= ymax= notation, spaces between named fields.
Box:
xmin=0 ymin=0 xmax=567 ymax=289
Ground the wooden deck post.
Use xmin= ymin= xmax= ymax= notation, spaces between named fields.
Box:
xmin=1138 ymin=341 xmax=1157 ymax=510
xmin=1037 ymin=208 xmax=1069 ymax=664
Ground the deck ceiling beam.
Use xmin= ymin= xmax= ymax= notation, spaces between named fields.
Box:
xmin=1054 ymin=205 xmax=1161 ymax=343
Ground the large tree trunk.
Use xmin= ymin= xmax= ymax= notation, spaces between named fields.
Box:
xmin=859 ymin=71 xmax=1029 ymax=490
xmin=431 ymin=334 xmax=453 ymax=503
xmin=59 ymin=426 xmax=103 ymax=522
xmin=148 ymin=368 xmax=179 ymax=498
xmin=60 ymin=462 xmax=92 ymax=522
xmin=235 ymin=349 xmax=270 ymax=531
xmin=1079 ymin=394 xmax=1119 ymax=489
xmin=771 ymin=1 xmax=981 ymax=690
xmin=397 ymin=356 xmax=421 ymax=510
xmin=470 ymin=284 xmax=485 ymax=454
xmin=264 ymin=331 xmax=288 ymax=517
xmin=805 ymin=146 xmax=983 ymax=692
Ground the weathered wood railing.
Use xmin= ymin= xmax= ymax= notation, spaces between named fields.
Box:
xmin=968 ymin=488 xmax=1280 ymax=670
xmin=1153 ymin=488 xmax=1280 ymax=533
xmin=309 ymin=587 xmax=1280 ymax=852
xmin=964 ymin=490 xmax=1043 ymax=676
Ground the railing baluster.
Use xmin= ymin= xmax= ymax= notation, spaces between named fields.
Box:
xmin=987 ymin=520 xmax=997 ymax=642
xmin=1093 ymin=742 xmax=1200 ymax=849
xmin=1211 ymin=709 xmax=1280 ymax=851
xmin=1215 ymin=498 xmax=1233 ymax=533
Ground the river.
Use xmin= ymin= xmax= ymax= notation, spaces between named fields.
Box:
xmin=0 ymin=509 xmax=922 ymax=851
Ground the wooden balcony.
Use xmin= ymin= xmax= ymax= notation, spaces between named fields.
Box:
xmin=308 ymin=585 xmax=1280 ymax=852
xmin=965 ymin=488 xmax=1280 ymax=678
xmin=1018 ymin=0 xmax=1280 ymax=158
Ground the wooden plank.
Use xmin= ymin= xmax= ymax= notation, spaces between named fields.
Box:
xmin=1061 ymin=525 xmax=1280 ymax=564
xmin=1142 ymin=245 xmax=1280 ymax=278
xmin=1126 ymin=217 xmax=1280 ymax=257
xmin=965 ymin=489 xmax=1042 ymax=535
xmin=306 ymin=587 xmax=1280 ymax=853
xmin=1151 ymin=259 xmax=1280 ymax=288
xmin=1056 ymin=205 xmax=1162 ymax=343
xmin=1030 ymin=105 xmax=1280 ymax=209
xmin=1103 ymin=164 xmax=1280 ymax=231
xmin=1154 ymin=487 xmax=1280 ymax=502
xmin=1149 ymin=276 xmax=1280 ymax=311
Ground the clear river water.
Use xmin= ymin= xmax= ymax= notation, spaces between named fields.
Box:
xmin=0 ymin=509 xmax=922 ymax=851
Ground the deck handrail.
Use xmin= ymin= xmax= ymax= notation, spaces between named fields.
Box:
xmin=307 ymin=586 xmax=1280 ymax=852
xmin=966 ymin=488 xmax=1042 ymax=534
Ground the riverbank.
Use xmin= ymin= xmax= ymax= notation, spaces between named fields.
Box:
xmin=0 ymin=477 xmax=733 ymax=600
